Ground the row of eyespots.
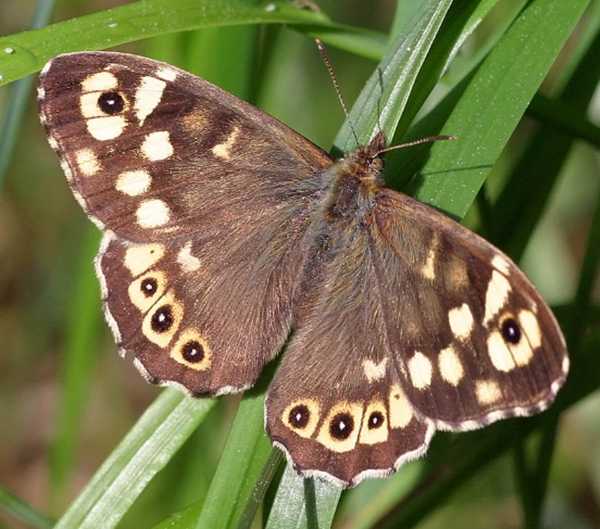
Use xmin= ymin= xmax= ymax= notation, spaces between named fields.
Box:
xmin=282 ymin=385 xmax=414 ymax=453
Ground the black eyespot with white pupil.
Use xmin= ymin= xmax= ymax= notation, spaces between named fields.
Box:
xmin=329 ymin=412 xmax=354 ymax=440
xmin=289 ymin=404 xmax=310 ymax=429
xmin=151 ymin=305 xmax=173 ymax=333
xmin=98 ymin=91 xmax=124 ymax=115
xmin=501 ymin=318 xmax=521 ymax=344
xmin=140 ymin=277 xmax=158 ymax=297
xmin=181 ymin=340 xmax=204 ymax=363
xmin=368 ymin=411 xmax=384 ymax=429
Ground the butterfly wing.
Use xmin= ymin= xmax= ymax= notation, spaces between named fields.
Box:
xmin=38 ymin=52 xmax=333 ymax=241
xmin=38 ymin=52 xmax=333 ymax=395
xmin=266 ymin=187 xmax=568 ymax=486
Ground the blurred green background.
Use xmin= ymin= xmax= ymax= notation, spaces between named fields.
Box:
xmin=0 ymin=0 xmax=599 ymax=528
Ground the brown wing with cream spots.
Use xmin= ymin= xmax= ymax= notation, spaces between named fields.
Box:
xmin=372 ymin=188 xmax=568 ymax=431
xmin=266 ymin=186 xmax=568 ymax=487
xmin=38 ymin=51 xmax=333 ymax=242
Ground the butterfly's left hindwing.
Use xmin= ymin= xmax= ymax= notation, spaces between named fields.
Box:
xmin=38 ymin=51 xmax=334 ymax=396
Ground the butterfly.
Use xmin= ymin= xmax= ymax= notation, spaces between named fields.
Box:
xmin=37 ymin=51 xmax=568 ymax=488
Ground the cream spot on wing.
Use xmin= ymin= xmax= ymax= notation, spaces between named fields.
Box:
xmin=487 ymin=331 xmax=516 ymax=371
xmin=141 ymin=131 xmax=173 ymax=161
xmin=408 ymin=352 xmax=432 ymax=389
xmin=505 ymin=320 xmax=535 ymax=367
xmin=316 ymin=401 xmax=363 ymax=453
xmin=363 ymin=358 xmax=388 ymax=382
xmin=421 ymin=235 xmax=439 ymax=280
xmin=484 ymin=271 xmax=511 ymax=324
xmin=388 ymin=384 xmax=412 ymax=428
xmin=136 ymin=199 xmax=170 ymax=228
xmin=438 ymin=346 xmax=464 ymax=386
xmin=116 ymin=170 xmax=152 ymax=196
xmin=80 ymin=92 xmax=104 ymax=118
xmin=156 ymin=67 xmax=177 ymax=81
xmin=492 ymin=254 xmax=511 ymax=275
xmin=135 ymin=76 xmax=166 ymax=125
xmin=124 ymin=243 xmax=165 ymax=276
xmin=177 ymin=241 xmax=201 ymax=273
xmin=359 ymin=400 xmax=388 ymax=445
xmin=283 ymin=399 xmax=321 ymax=439
xmin=448 ymin=303 xmax=474 ymax=340
xmin=74 ymin=148 xmax=101 ymax=176
xmin=212 ymin=127 xmax=240 ymax=160
xmin=87 ymin=115 xmax=127 ymax=141
xmin=519 ymin=309 xmax=542 ymax=349
xmin=81 ymin=71 xmax=118 ymax=92
xmin=476 ymin=379 xmax=502 ymax=405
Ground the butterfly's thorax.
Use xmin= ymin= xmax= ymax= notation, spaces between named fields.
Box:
xmin=323 ymin=136 xmax=386 ymax=228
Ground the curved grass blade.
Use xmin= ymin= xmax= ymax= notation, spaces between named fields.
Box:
xmin=53 ymin=390 xmax=215 ymax=529
xmin=0 ymin=0 xmax=386 ymax=86
xmin=0 ymin=484 xmax=54 ymax=529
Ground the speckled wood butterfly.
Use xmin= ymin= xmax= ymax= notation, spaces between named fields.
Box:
xmin=38 ymin=52 xmax=568 ymax=488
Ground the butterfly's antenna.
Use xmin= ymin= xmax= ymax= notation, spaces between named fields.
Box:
xmin=375 ymin=135 xmax=458 ymax=156
xmin=316 ymin=39 xmax=359 ymax=145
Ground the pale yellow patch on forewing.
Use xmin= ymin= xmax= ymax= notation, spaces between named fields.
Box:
xmin=476 ymin=379 xmax=502 ymax=405
xmin=438 ymin=346 xmax=464 ymax=386
xmin=388 ymin=384 xmax=413 ymax=428
xmin=212 ymin=127 xmax=240 ymax=160
xmin=136 ymin=199 xmax=171 ymax=228
xmin=81 ymin=71 xmax=118 ymax=92
xmin=487 ymin=331 xmax=516 ymax=371
xmin=408 ymin=352 xmax=432 ymax=389
xmin=519 ymin=309 xmax=542 ymax=349
xmin=141 ymin=131 xmax=174 ymax=161
xmin=86 ymin=115 xmax=127 ymax=141
xmin=484 ymin=271 xmax=511 ymax=324
xmin=135 ymin=76 xmax=166 ymax=125
xmin=177 ymin=241 xmax=201 ymax=273
xmin=74 ymin=148 xmax=101 ymax=176
xmin=363 ymin=358 xmax=388 ymax=382
xmin=448 ymin=303 xmax=474 ymax=340
xmin=116 ymin=170 xmax=152 ymax=196
xmin=156 ymin=67 xmax=177 ymax=81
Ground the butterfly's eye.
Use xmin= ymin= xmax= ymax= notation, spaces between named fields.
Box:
xmin=501 ymin=317 xmax=521 ymax=344
xmin=369 ymin=156 xmax=384 ymax=173
xmin=97 ymin=91 xmax=125 ymax=115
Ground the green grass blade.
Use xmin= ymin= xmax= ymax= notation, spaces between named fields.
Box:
xmin=401 ymin=0 xmax=590 ymax=220
xmin=53 ymin=390 xmax=215 ymax=529
xmin=194 ymin=393 xmax=272 ymax=529
xmin=0 ymin=0 xmax=388 ymax=86
xmin=48 ymin=227 xmax=102 ymax=508
xmin=0 ymin=485 xmax=54 ymax=529
xmin=334 ymin=0 xmax=454 ymax=153
xmin=265 ymin=467 xmax=341 ymax=529
xmin=491 ymin=17 xmax=600 ymax=259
